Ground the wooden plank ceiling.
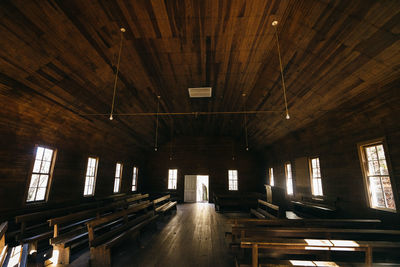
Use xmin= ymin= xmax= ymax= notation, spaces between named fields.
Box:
xmin=0 ymin=0 xmax=399 ymax=151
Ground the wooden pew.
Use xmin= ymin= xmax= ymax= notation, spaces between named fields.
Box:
xmin=46 ymin=193 xmax=149 ymax=264
xmin=0 ymin=222 xmax=8 ymax=266
xmin=153 ymin=195 xmax=177 ymax=214
xmin=250 ymin=199 xmax=281 ymax=219
xmin=240 ymin=237 xmax=400 ymax=267
xmin=233 ymin=225 xmax=400 ymax=266
xmin=213 ymin=193 xmax=262 ymax=213
xmin=14 ymin=201 xmax=101 ymax=253
xmin=1 ymin=222 xmax=29 ymax=267
xmin=229 ymin=218 xmax=382 ymax=228
xmin=228 ymin=218 xmax=383 ymax=247
xmin=87 ymin=201 xmax=157 ymax=267
xmin=236 ymin=227 xmax=400 ymax=241
xmin=12 ymin=193 xmax=146 ymax=254
xmin=290 ymin=195 xmax=337 ymax=218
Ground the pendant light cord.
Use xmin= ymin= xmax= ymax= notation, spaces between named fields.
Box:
xmin=154 ymin=96 xmax=160 ymax=151
xmin=110 ymin=28 xmax=125 ymax=120
xmin=273 ymin=22 xmax=290 ymax=119
xmin=243 ymin=95 xmax=249 ymax=150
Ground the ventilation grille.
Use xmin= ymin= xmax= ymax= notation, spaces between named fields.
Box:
xmin=188 ymin=87 xmax=212 ymax=98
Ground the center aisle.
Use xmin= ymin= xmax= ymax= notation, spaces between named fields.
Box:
xmin=113 ymin=203 xmax=234 ymax=267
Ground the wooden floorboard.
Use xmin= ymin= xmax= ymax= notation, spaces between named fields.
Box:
xmin=67 ymin=203 xmax=235 ymax=267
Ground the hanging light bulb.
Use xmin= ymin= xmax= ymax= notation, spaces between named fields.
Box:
xmin=286 ymin=113 xmax=290 ymax=120
xmin=154 ymin=147 xmax=158 ymax=152
xmin=246 ymin=147 xmax=249 ymax=151
xmin=109 ymin=114 xmax=113 ymax=120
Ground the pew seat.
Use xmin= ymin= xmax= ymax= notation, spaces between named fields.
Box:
xmin=153 ymin=195 xmax=177 ymax=215
xmin=87 ymin=201 xmax=156 ymax=267
xmin=250 ymin=199 xmax=281 ymax=219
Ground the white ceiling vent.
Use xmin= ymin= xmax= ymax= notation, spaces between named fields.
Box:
xmin=188 ymin=87 xmax=212 ymax=98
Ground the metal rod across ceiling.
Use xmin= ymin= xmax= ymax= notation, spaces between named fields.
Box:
xmin=80 ymin=110 xmax=284 ymax=117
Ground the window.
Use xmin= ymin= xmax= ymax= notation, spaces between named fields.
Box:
xmin=228 ymin=170 xmax=238 ymax=191
xmin=26 ymin=146 xmax=56 ymax=202
xmin=113 ymin=163 xmax=123 ymax=193
xmin=132 ymin=166 xmax=138 ymax=191
xmin=84 ymin=157 xmax=98 ymax=196
xmin=168 ymin=169 xmax=177 ymax=189
xmin=359 ymin=141 xmax=396 ymax=211
xmin=269 ymin=167 xmax=275 ymax=186
xmin=309 ymin=157 xmax=323 ymax=196
xmin=285 ymin=163 xmax=293 ymax=195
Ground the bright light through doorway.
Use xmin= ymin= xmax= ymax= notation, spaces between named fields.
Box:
xmin=196 ymin=175 xmax=209 ymax=202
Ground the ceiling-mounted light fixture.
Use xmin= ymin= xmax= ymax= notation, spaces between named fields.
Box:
xmin=154 ymin=96 xmax=161 ymax=151
xmin=109 ymin=27 xmax=126 ymax=121
xmin=242 ymin=93 xmax=249 ymax=151
xmin=272 ymin=21 xmax=290 ymax=120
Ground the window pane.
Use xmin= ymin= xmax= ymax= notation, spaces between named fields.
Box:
xmin=40 ymin=161 xmax=51 ymax=173
xmin=369 ymin=176 xmax=385 ymax=208
xmin=36 ymin=188 xmax=46 ymax=201
xmin=29 ymin=174 xmax=40 ymax=188
xmin=33 ymin=160 xmax=42 ymax=173
xmin=36 ymin=147 xmax=44 ymax=160
xmin=376 ymin=145 xmax=385 ymax=159
xmin=381 ymin=176 xmax=396 ymax=210
xmin=43 ymin=149 xmax=53 ymax=161
xmin=115 ymin=164 xmax=121 ymax=177
xmin=39 ymin=175 xmax=49 ymax=187
xmin=114 ymin=179 xmax=120 ymax=193
xmin=27 ymin=188 xmax=36 ymax=202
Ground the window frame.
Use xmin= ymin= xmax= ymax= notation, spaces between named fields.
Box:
xmin=285 ymin=162 xmax=294 ymax=195
xmin=113 ymin=162 xmax=123 ymax=194
xmin=132 ymin=166 xmax=138 ymax=192
xmin=228 ymin=169 xmax=238 ymax=191
xmin=358 ymin=138 xmax=397 ymax=213
xmin=269 ymin=167 xmax=274 ymax=186
xmin=25 ymin=145 xmax=57 ymax=204
xmin=83 ymin=156 xmax=99 ymax=197
xmin=309 ymin=157 xmax=323 ymax=196
xmin=168 ymin=169 xmax=178 ymax=190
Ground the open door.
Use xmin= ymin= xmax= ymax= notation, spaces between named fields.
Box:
xmin=196 ymin=175 xmax=209 ymax=202
xmin=184 ymin=175 xmax=197 ymax=202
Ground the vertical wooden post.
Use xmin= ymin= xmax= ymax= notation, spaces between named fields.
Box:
xmin=20 ymin=222 xmax=26 ymax=237
xmin=53 ymin=224 xmax=59 ymax=238
xmin=252 ymin=244 xmax=258 ymax=267
xmin=365 ymin=246 xmax=372 ymax=267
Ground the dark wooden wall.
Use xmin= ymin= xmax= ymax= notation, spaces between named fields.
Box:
xmin=143 ymin=136 xmax=265 ymax=201
xmin=0 ymin=86 xmax=144 ymax=214
xmin=264 ymin=83 xmax=400 ymax=223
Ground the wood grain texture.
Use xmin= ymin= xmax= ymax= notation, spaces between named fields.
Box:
xmin=112 ymin=203 xmax=234 ymax=267
xmin=142 ymin=136 xmax=265 ymax=201
xmin=264 ymin=84 xmax=400 ymax=223
xmin=0 ymin=0 xmax=398 ymax=150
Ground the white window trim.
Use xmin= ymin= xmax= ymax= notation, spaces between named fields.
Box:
xmin=269 ymin=167 xmax=274 ymax=187
xmin=132 ymin=166 xmax=138 ymax=191
xmin=358 ymin=138 xmax=397 ymax=213
xmin=309 ymin=157 xmax=323 ymax=196
xmin=168 ymin=169 xmax=178 ymax=190
xmin=113 ymin=162 xmax=123 ymax=193
xmin=285 ymin=162 xmax=294 ymax=195
xmin=84 ymin=157 xmax=98 ymax=197
xmin=26 ymin=145 xmax=57 ymax=203
xmin=228 ymin=169 xmax=238 ymax=191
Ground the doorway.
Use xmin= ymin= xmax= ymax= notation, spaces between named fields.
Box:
xmin=184 ymin=175 xmax=209 ymax=203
